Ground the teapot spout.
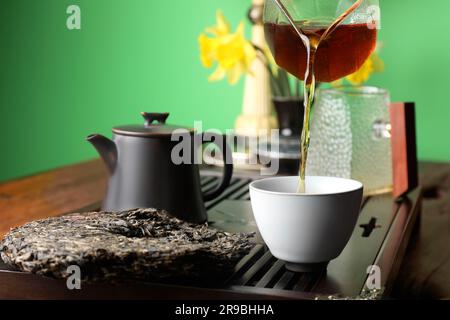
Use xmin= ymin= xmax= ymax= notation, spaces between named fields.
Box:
xmin=86 ymin=134 xmax=117 ymax=174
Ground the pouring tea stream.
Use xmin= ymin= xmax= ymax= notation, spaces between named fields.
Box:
xmin=268 ymin=0 xmax=367 ymax=193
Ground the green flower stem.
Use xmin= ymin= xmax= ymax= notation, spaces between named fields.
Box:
xmin=253 ymin=44 xmax=293 ymax=98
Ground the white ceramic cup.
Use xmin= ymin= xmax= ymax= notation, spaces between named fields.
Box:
xmin=249 ymin=176 xmax=363 ymax=272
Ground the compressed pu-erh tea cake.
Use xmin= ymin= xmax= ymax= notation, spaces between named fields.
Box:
xmin=1 ymin=208 xmax=255 ymax=284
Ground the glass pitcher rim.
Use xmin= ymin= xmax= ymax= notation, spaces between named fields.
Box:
xmin=318 ymin=86 xmax=388 ymax=97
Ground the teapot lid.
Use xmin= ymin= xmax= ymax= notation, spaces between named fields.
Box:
xmin=112 ymin=112 xmax=195 ymax=137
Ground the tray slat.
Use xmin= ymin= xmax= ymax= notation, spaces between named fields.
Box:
xmin=255 ymin=260 xmax=285 ymax=288
xmin=273 ymin=271 xmax=298 ymax=290
xmin=234 ymin=251 xmax=274 ymax=286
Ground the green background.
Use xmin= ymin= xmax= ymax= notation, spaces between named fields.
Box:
xmin=1 ymin=0 xmax=449 ymax=182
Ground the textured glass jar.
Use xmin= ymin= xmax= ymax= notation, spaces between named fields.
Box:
xmin=307 ymin=86 xmax=393 ymax=196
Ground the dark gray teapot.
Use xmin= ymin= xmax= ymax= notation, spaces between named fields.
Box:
xmin=87 ymin=112 xmax=233 ymax=223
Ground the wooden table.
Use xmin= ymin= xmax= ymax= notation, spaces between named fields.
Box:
xmin=0 ymin=160 xmax=448 ymax=299
xmin=392 ymin=162 xmax=450 ymax=299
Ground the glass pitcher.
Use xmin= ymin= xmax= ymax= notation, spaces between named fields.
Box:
xmin=306 ymin=86 xmax=393 ymax=195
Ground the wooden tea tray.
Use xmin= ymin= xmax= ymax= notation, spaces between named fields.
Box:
xmin=0 ymin=161 xmax=422 ymax=300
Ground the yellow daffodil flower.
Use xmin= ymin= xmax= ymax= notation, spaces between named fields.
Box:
xmin=199 ymin=11 xmax=256 ymax=85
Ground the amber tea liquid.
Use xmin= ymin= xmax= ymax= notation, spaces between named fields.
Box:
xmin=264 ymin=22 xmax=377 ymax=83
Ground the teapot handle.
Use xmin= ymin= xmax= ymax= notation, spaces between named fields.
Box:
xmin=200 ymin=133 xmax=233 ymax=202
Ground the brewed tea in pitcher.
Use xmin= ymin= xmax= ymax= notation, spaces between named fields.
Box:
xmin=264 ymin=22 xmax=377 ymax=83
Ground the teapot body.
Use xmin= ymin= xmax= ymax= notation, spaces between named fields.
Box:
xmin=104 ymin=133 xmax=207 ymax=223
